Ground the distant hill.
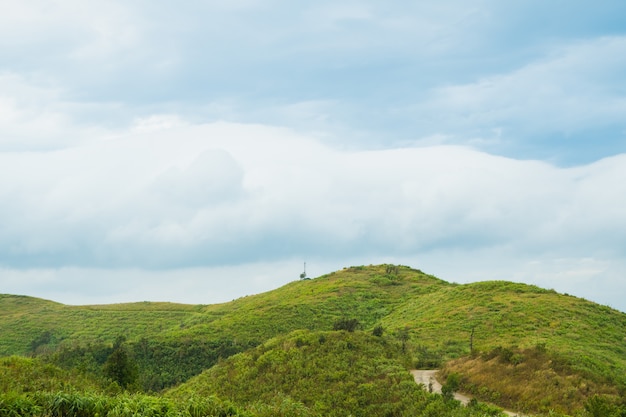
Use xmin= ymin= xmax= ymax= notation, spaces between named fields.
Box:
xmin=0 ymin=266 xmax=446 ymax=356
xmin=0 ymin=294 xmax=204 ymax=356
xmin=1 ymin=264 xmax=625 ymax=415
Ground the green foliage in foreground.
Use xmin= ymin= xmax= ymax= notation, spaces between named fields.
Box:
xmin=0 ymin=390 xmax=517 ymax=417
xmin=0 ymin=391 xmax=247 ymax=417
xmin=0 ymin=352 xmax=510 ymax=417
xmin=0 ymin=356 xmax=102 ymax=394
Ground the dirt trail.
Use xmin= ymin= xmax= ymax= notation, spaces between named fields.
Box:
xmin=410 ymin=370 xmax=525 ymax=417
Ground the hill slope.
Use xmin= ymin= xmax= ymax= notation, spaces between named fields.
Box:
xmin=0 ymin=265 xmax=445 ymax=356
xmin=1 ymin=264 xmax=626 ymax=414
xmin=0 ymin=294 xmax=204 ymax=356
xmin=383 ymin=280 xmax=626 ymax=375
xmin=166 ymin=329 xmax=508 ymax=417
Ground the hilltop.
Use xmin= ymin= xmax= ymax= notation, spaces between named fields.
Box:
xmin=1 ymin=264 xmax=625 ymax=415
xmin=0 ymin=265 xmax=446 ymax=357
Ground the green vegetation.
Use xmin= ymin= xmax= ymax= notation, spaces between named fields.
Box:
xmin=1 ymin=264 xmax=626 ymax=416
xmin=167 ymin=330 xmax=423 ymax=416
xmin=168 ymin=329 xmax=511 ymax=417
xmin=0 ymin=295 xmax=204 ymax=356
xmin=384 ymin=281 xmax=626 ymax=387
xmin=0 ymin=343 xmax=506 ymax=417
xmin=441 ymin=344 xmax=624 ymax=415
xmin=0 ymin=356 xmax=101 ymax=394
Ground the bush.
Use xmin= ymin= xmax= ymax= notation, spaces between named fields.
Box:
xmin=332 ymin=318 xmax=361 ymax=332
xmin=441 ymin=373 xmax=461 ymax=400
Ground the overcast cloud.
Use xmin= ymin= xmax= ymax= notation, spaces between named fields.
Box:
xmin=1 ymin=0 xmax=625 ymax=311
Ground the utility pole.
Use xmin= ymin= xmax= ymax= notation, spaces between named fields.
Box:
xmin=300 ymin=262 xmax=307 ymax=280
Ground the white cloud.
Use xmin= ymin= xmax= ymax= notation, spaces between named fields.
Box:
xmin=0 ymin=0 xmax=141 ymax=58
xmin=0 ymin=72 xmax=110 ymax=151
xmin=425 ymin=36 xmax=626 ymax=136
xmin=1 ymin=122 xmax=624 ymax=268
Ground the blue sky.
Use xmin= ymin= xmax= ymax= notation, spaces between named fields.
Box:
xmin=1 ymin=0 xmax=626 ymax=311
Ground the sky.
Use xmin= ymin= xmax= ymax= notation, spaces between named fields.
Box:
xmin=1 ymin=0 xmax=626 ymax=311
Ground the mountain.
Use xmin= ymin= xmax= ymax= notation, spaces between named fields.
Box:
xmin=1 ymin=264 xmax=625 ymax=415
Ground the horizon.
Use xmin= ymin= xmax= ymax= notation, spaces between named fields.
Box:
xmin=2 ymin=262 xmax=625 ymax=315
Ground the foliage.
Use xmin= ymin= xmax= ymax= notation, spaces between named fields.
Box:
xmin=441 ymin=372 xmax=461 ymax=401
xmin=332 ymin=318 xmax=362 ymax=332
xmin=167 ymin=330 xmax=422 ymax=416
xmin=168 ymin=329 xmax=508 ymax=417
xmin=0 ymin=356 xmax=102 ymax=394
xmin=0 ymin=391 xmax=250 ymax=417
xmin=584 ymin=394 xmax=625 ymax=417
xmin=441 ymin=344 xmax=625 ymax=415
xmin=103 ymin=337 xmax=138 ymax=389
xmin=46 ymin=336 xmax=251 ymax=392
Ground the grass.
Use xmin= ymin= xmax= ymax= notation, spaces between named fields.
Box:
xmin=381 ymin=280 xmax=626 ymax=386
xmin=441 ymin=345 xmax=622 ymax=415
xmin=0 ymin=295 xmax=205 ymax=356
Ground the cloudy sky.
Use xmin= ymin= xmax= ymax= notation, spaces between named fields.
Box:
xmin=1 ymin=1 xmax=626 ymax=311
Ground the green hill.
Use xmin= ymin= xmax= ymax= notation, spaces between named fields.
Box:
xmin=165 ymin=265 xmax=447 ymax=343
xmin=1 ymin=264 xmax=625 ymax=415
xmin=0 ymin=294 xmax=204 ymax=356
xmin=166 ymin=329 xmax=507 ymax=417
xmin=383 ymin=280 xmax=626 ymax=377
xmin=0 ymin=266 xmax=445 ymax=356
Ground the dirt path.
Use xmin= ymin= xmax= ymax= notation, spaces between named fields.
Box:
xmin=410 ymin=370 xmax=524 ymax=417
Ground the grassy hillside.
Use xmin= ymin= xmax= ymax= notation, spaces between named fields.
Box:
xmin=0 ymin=355 xmax=102 ymax=394
xmin=440 ymin=345 xmax=622 ymax=415
xmin=0 ymin=266 xmax=445 ymax=356
xmin=166 ymin=265 xmax=448 ymax=343
xmin=167 ymin=329 xmax=507 ymax=417
xmin=1 ymin=264 xmax=626 ymax=415
xmin=0 ymin=294 xmax=204 ymax=356
xmin=382 ymin=281 xmax=626 ymax=383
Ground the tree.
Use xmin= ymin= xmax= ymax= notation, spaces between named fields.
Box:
xmin=396 ymin=327 xmax=410 ymax=352
xmin=333 ymin=318 xmax=361 ymax=332
xmin=104 ymin=336 xmax=137 ymax=389
xmin=29 ymin=330 xmax=53 ymax=355
xmin=441 ymin=373 xmax=460 ymax=401
xmin=584 ymin=395 xmax=616 ymax=417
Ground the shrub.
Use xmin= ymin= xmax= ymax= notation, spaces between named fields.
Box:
xmin=332 ymin=318 xmax=361 ymax=332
